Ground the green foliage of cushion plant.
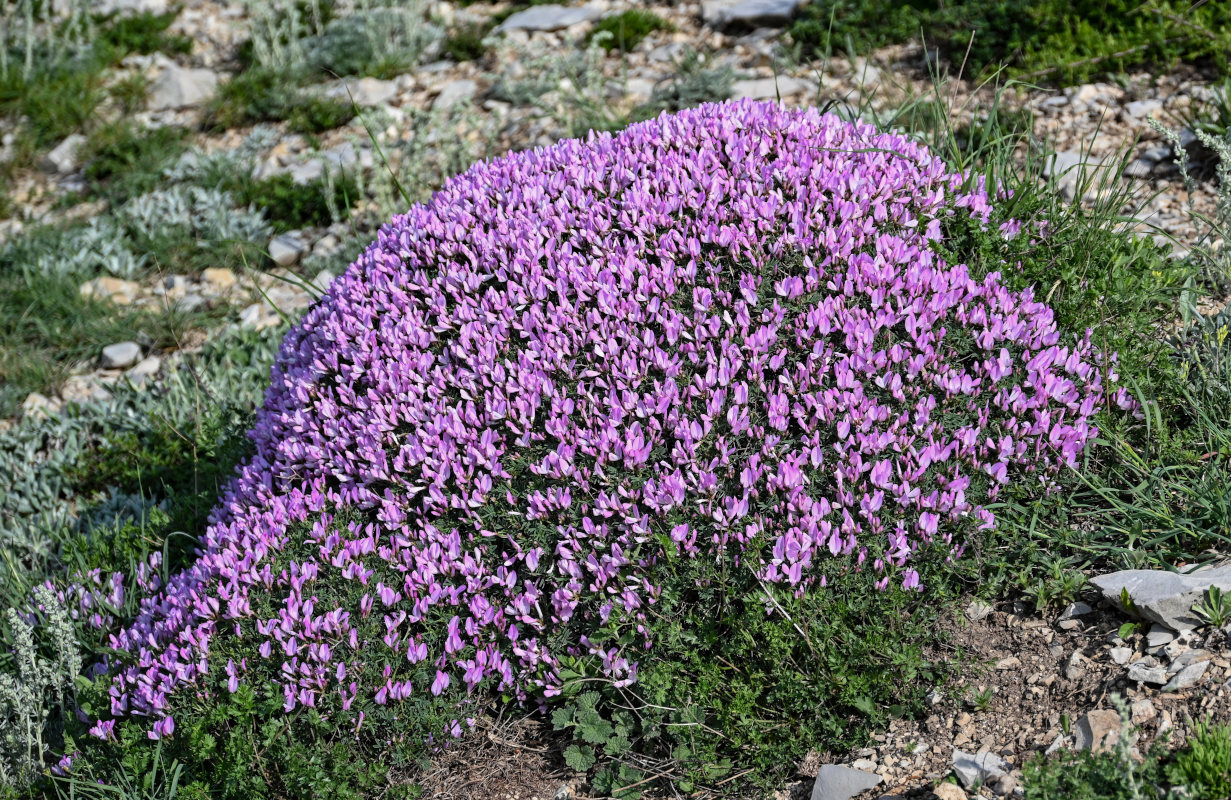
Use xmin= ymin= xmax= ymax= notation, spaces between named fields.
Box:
xmin=229 ymin=170 xmax=358 ymax=233
xmin=206 ymin=68 xmax=356 ymax=134
xmin=82 ymin=123 xmax=190 ymax=204
xmin=94 ymin=10 xmax=193 ymax=58
xmin=585 ymin=10 xmax=673 ymax=53
xmin=1168 ymin=720 xmax=1231 ymax=799
xmin=441 ymin=22 xmax=493 ymax=62
xmin=790 ymin=0 xmax=1231 ymax=85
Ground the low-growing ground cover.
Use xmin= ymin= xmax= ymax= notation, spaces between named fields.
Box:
xmin=5 ymin=97 xmax=1192 ymax=799
xmin=790 ymin=0 xmax=1231 ymax=85
xmin=5 ymin=1 xmax=1231 ymax=798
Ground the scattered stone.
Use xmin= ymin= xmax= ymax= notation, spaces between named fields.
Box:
xmin=966 ymin=600 xmax=993 ymax=621
xmin=850 ymin=758 xmax=877 ymax=771
xmin=1123 ymin=99 xmax=1163 ymax=121
xmin=1109 ymin=647 xmax=1133 ymax=665
xmin=434 ymin=79 xmax=479 ymax=110
xmin=1091 ymin=566 xmax=1231 ymax=632
xmin=175 ymin=293 xmax=208 ymax=313
xmin=21 ymin=392 xmax=62 ymax=420
xmin=811 ymin=764 xmax=881 ymax=800
xmin=330 ymin=77 xmax=399 ymax=107
xmin=702 ymin=0 xmax=806 ymax=29
xmin=201 ymin=267 xmax=237 ymax=292
xmin=1162 ymin=660 xmax=1209 ymax=692
xmin=1131 ymin=699 xmax=1157 ymax=725
xmin=41 ymin=134 xmax=87 ymax=174
xmin=1168 ymin=649 xmax=1211 ymax=674
xmin=1065 ymin=651 xmax=1088 ymax=681
xmin=96 ymin=0 xmax=168 ymax=13
xmin=1043 ymin=150 xmax=1107 ymax=202
xmin=932 ymin=783 xmax=967 ymax=800
xmin=951 ymin=750 xmax=1009 ymax=789
xmin=60 ymin=375 xmax=112 ymax=405
xmin=125 ymin=356 xmax=162 ymax=385
xmin=269 ymin=232 xmax=309 ymax=267
xmin=995 ymin=657 xmax=1021 ymax=670
xmin=1127 ymin=661 xmax=1168 ymax=685
xmin=1147 ymin=624 xmax=1176 ymax=648
xmin=1059 ymin=601 xmax=1094 ymax=620
xmin=1073 ymin=710 xmax=1121 ymax=754
xmin=495 ymin=4 xmax=604 ymax=32
xmin=101 ymin=341 xmax=142 ymax=369
xmin=148 ymin=64 xmax=219 ymax=110
xmin=81 ymin=276 xmax=142 ymax=305
xmin=1045 ymin=735 xmax=1069 ymax=756
xmin=1124 ymin=158 xmax=1155 ymax=179
xmin=288 ymin=160 xmax=326 ymax=185
xmin=731 ymin=76 xmax=815 ymax=100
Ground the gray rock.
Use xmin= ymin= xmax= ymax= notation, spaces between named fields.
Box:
xmin=1060 ymin=601 xmax=1094 ymax=620
xmin=101 ymin=341 xmax=142 ymax=369
xmin=95 ymin=0 xmax=167 ymax=13
xmin=1043 ymin=150 xmax=1107 ymax=202
xmin=1147 ymin=624 xmax=1175 ymax=648
xmin=329 ymin=76 xmax=398 ymax=107
xmin=1127 ymin=661 xmax=1168 ymax=684
xmin=1168 ymin=649 xmax=1210 ymax=675
xmin=495 ymin=4 xmax=604 ymax=32
xmin=434 ymin=79 xmax=479 ymax=110
xmin=1091 ymin=566 xmax=1231 ymax=632
xmin=951 ymin=750 xmax=1009 ymax=789
xmin=811 ymin=765 xmax=881 ymax=800
xmin=175 ymin=293 xmax=208 ymax=313
xmin=702 ymin=0 xmax=806 ymax=29
xmin=1123 ymin=158 xmax=1155 ymax=179
xmin=966 ymin=600 xmax=993 ymax=621
xmin=289 ymin=160 xmax=326 ymax=185
xmin=22 ymin=392 xmax=63 ymax=420
xmin=269 ymin=232 xmax=309 ymax=267
xmin=41 ymin=134 xmax=87 ymax=174
xmin=1074 ymin=710 xmax=1122 ymax=753
xmin=1123 ymin=99 xmax=1162 ymax=121
xmin=125 ymin=356 xmax=162 ymax=385
xmin=1109 ymin=647 xmax=1133 ymax=665
xmin=1140 ymin=145 xmax=1172 ymax=163
xmin=731 ymin=76 xmax=816 ymax=100
xmin=1162 ymin=660 xmax=1209 ymax=692
xmin=148 ymin=64 xmax=218 ymax=110
xmin=1131 ymin=699 xmax=1157 ymax=724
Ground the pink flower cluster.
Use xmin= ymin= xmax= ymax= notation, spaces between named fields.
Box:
xmin=92 ymin=100 xmax=1108 ymax=738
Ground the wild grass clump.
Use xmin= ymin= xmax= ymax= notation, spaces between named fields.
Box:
xmin=790 ymin=0 xmax=1231 ymax=84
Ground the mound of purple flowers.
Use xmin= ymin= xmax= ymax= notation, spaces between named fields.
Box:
xmin=91 ymin=100 xmax=1110 ymax=739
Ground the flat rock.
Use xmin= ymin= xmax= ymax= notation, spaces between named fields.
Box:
xmin=201 ymin=267 xmax=237 ymax=292
xmin=80 ymin=276 xmax=141 ymax=305
xmin=96 ymin=0 xmax=168 ymax=13
xmin=126 ymin=356 xmax=162 ymax=385
xmin=1162 ymin=660 xmax=1209 ymax=692
xmin=702 ymin=0 xmax=806 ymax=29
xmin=965 ymin=600 xmax=993 ymax=621
xmin=101 ymin=341 xmax=142 ymax=369
xmin=951 ymin=750 xmax=1009 ymax=789
xmin=41 ymin=134 xmax=87 ymax=174
xmin=731 ymin=76 xmax=816 ymax=100
xmin=1059 ymin=601 xmax=1094 ymax=620
xmin=433 ymin=79 xmax=479 ymax=111
xmin=811 ymin=765 xmax=880 ymax=800
xmin=1091 ymin=566 xmax=1231 ymax=632
xmin=329 ymin=77 xmax=398 ymax=107
xmin=1127 ymin=661 xmax=1168 ymax=684
xmin=1109 ymin=647 xmax=1133 ymax=665
xmin=148 ymin=64 xmax=218 ymax=110
xmin=1123 ymin=99 xmax=1163 ymax=121
xmin=1074 ymin=710 xmax=1121 ymax=753
xmin=269 ymin=232 xmax=309 ymax=267
xmin=496 ymin=4 xmax=604 ymax=32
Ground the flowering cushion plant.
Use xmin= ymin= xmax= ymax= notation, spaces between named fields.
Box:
xmin=78 ymin=100 xmax=1114 ymax=750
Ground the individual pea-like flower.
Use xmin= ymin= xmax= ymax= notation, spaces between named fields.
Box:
xmin=78 ymin=100 xmax=1113 ymax=749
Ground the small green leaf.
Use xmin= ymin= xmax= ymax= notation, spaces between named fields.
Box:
xmin=564 ymin=744 xmax=596 ymax=772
